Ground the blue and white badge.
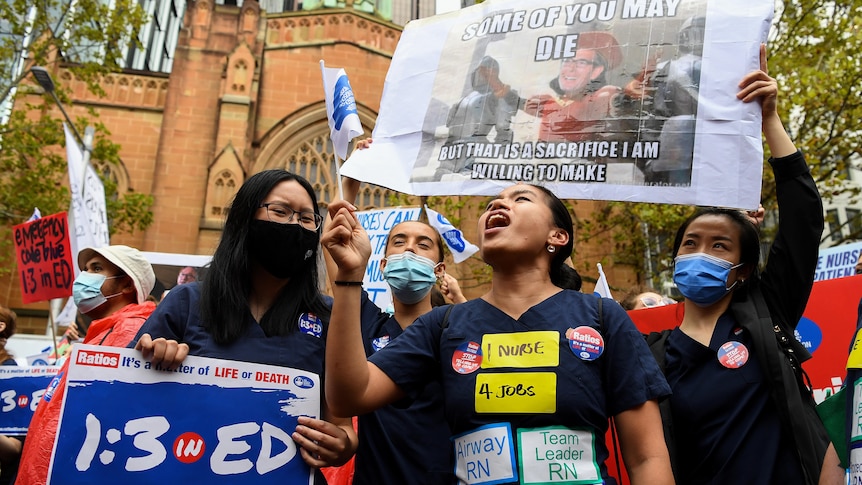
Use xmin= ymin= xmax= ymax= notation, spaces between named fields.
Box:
xmin=717 ymin=341 xmax=749 ymax=368
xmin=452 ymin=423 xmax=517 ymax=484
xmin=566 ymin=326 xmax=605 ymax=361
xmin=371 ymin=335 xmax=391 ymax=352
xmin=298 ymin=313 xmax=323 ymax=338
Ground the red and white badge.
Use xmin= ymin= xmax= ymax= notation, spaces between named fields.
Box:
xmin=566 ymin=326 xmax=605 ymax=361
xmin=452 ymin=341 xmax=483 ymax=374
xmin=717 ymin=340 xmax=750 ymax=368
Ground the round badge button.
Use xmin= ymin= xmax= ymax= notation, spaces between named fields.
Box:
xmin=717 ymin=340 xmax=749 ymax=369
xmin=567 ymin=326 xmax=605 ymax=361
xmin=452 ymin=341 xmax=482 ymax=374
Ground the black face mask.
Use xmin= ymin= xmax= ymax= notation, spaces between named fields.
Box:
xmin=248 ymin=219 xmax=319 ymax=279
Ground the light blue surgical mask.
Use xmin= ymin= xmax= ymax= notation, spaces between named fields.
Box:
xmin=382 ymin=252 xmax=440 ymax=305
xmin=72 ymin=272 xmax=123 ymax=314
xmin=673 ymin=253 xmax=743 ymax=307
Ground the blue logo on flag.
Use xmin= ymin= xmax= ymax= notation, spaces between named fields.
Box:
xmin=332 ymin=76 xmax=358 ymax=130
xmin=794 ymin=317 xmax=822 ymax=353
xmin=443 ymin=230 xmax=466 ymax=252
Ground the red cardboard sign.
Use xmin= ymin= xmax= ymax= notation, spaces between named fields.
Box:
xmin=13 ymin=212 xmax=74 ymax=303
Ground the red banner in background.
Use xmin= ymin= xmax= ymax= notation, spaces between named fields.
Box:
xmin=13 ymin=212 xmax=74 ymax=303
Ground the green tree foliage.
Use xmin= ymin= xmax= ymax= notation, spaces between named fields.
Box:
xmin=0 ymin=0 xmax=152 ymax=276
xmin=578 ymin=1 xmax=862 ymax=287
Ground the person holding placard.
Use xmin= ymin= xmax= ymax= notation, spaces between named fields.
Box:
xmin=17 ymin=245 xmax=157 ymax=485
xmin=644 ymin=46 xmax=843 ymax=484
xmin=323 ymin=182 xmax=673 ymax=484
xmin=134 ymin=170 xmax=357 ymax=483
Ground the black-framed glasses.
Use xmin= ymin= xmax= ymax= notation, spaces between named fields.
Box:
xmin=260 ymin=203 xmax=323 ymax=231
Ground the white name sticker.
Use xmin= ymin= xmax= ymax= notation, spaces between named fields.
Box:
xmin=517 ymin=427 xmax=601 ymax=484
xmin=853 ymin=378 xmax=862 ymax=442
xmin=850 ymin=446 xmax=862 ymax=484
xmin=452 ymin=423 xmax=518 ymax=484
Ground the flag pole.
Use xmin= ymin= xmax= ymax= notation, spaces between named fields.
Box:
xmin=334 ymin=152 xmax=345 ymax=202
xmin=320 ymin=59 xmax=345 ymax=202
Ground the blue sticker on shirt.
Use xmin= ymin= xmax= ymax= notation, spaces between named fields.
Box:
xmin=372 ymin=335 xmax=391 ymax=352
xmin=298 ymin=313 xmax=323 ymax=338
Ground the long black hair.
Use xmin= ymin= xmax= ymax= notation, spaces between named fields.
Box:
xmin=200 ymin=170 xmax=330 ymax=344
xmin=530 ymin=184 xmax=575 ymax=288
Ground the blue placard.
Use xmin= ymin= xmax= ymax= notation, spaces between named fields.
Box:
xmin=49 ymin=345 xmax=319 ymax=484
xmin=0 ymin=366 xmax=61 ymax=434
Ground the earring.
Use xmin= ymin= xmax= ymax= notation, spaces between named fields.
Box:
xmin=547 ymin=245 xmax=556 ymax=253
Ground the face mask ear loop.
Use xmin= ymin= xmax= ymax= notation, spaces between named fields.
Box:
xmin=728 ymin=262 xmax=745 ymax=290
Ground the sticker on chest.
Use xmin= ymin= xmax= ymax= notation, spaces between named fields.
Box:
xmin=475 ymin=372 xmax=556 ymax=414
xmin=481 ymin=331 xmax=560 ymax=369
xmin=565 ymin=326 xmax=604 ymax=361
xmin=517 ymin=426 xmax=601 ymax=484
xmin=452 ymin=341 xmax=483 ymax=374
xmin=298 ymin=313 xmax=323 ymax=338
xmin=717 ymin=340 xmax=749 ymax=369
xmin=371 ymin=335 xmax=390 ymax=352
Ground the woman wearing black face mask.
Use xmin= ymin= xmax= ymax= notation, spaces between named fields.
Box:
xmin=133 ymin=170 xmax=357 ymax=482
xmin=645 ymin=46 xmax=842 ymax=485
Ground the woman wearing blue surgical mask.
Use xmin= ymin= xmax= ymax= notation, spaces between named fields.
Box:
xmin=381 ymin=251 xmax=442 ymax=305
xmin=645 ymin=46 xmax=842 ymax=485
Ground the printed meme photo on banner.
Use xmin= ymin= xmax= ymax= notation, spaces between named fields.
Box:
xmin=342 ymin=0 xmax=773 ymax=209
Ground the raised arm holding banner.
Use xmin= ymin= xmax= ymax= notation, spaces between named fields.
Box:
xmin=341 ymin=0 xmax=773 ymax=209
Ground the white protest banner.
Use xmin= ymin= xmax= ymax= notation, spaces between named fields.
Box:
xmin=341 ymin=0 xmax=772 ymax=209
xmin=65 ymin=124 xmax=109 ymax=273
xmin=49 ymin=345 xmax=320 ymax=484
xmin=815 ymin=242 xmax=862 ymax=282
xmin=356 ymin=206 xmax=422 ymax=310
xmin=0 ymin=366 xmax=62 ymax=434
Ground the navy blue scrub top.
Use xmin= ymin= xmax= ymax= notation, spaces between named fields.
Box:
xmin=666 ymin=313 xmax=805 ymax=484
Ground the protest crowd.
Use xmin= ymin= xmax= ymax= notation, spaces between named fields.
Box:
xmin=2 ymin=4 xmax=860 ymax=485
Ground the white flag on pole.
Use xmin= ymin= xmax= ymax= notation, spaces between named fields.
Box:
xmin=320 ymin=61 xmax=363 ymax=159
xmin=65 ymin=123 xmax=109 ymax=273
xmin=594 ymin=263 xmax=613 ymax=300
xmin=424 ymin=204 xmax=479 ymax=264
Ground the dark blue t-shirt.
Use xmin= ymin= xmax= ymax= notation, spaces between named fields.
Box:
xmin=665 ymin=313 xmax=804 ymax=484
xmin=353 ymin=291 xmax=453 ymax=485
xmin=132 ymin=283 xmax=330 ymax=485
xmin=369 ymin=290 xmax=670 ymax=484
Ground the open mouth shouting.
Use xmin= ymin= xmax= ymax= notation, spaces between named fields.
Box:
xmin=485 ymin=212 xmax=510 ymax=231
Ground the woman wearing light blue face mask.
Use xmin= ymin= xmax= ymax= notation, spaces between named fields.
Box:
xmin=381 ymin=251 xmax=442 ymax=305
xmin=18 ymin=245 xmax=157 ymax=484
xmin=645 ymin=46 xmax=842 ymax=485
